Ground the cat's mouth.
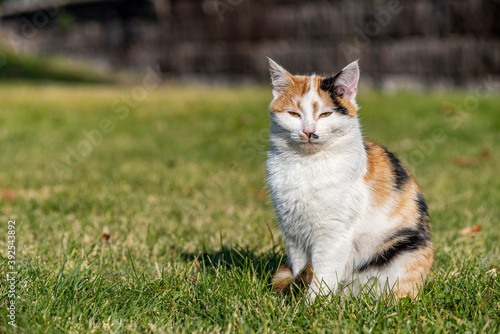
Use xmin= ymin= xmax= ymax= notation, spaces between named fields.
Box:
xmin=288 ymin=133 xmax=323 ymax=149
xmin=299 ymin=140 xmax=321 ymax=149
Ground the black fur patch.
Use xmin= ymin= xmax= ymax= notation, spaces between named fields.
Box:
xmin=357 ymin=227 xmax=429 ymax=273
xmin=319 ymin=72 xmax=349 ymax=115
xmin=319 ymin=71 xmax=342 ymax=98
xmin=319 ymin=76 xmax=334 ymax=94
xmin=416 ymin=192 xmax=431 ymax=241
xmin=383 ymin=147 xmax=410 ymax=190
xmin=333 ymin=97 xmax=349 ymax=115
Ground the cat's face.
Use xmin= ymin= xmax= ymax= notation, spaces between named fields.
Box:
xmin=268 ymin=59 xmax=360 ymax=151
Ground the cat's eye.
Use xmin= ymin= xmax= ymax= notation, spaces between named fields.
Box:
xmin=288 ymin=111 xmax=301 ymax=118
xmin=319 ymin=112 xmax=333 ymax=118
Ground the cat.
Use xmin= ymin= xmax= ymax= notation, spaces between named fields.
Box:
xmin=266 ymin=58 xmax=433 ymax=301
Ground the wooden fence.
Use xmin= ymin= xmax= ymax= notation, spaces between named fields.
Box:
xmin=1 ymin=0 xmax=499 ymax=86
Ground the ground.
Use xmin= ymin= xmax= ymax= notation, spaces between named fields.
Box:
xmin=0 ymin=83 xmax=499 ymax=333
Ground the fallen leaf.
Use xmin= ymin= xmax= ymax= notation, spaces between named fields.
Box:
xmin=479 ymin=148 xmax=491 ymax=159
xmin=253 ymin=189 xmax=267 ymax=199
xmin=459 ymin=225 xmax=482 ymax=236
xmin=453 ymin=156 xmax=478 ymax=166
xmin=441 ymin=102 xmax=455 ymax=115
xmin=101 ymin=226 xmax=111 ymax=242
xmin=2 ymin=188 xmax=16 ymax=201
xmin=471 ymin=225 xmax=481 ymax=233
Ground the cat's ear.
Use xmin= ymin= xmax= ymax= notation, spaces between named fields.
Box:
xmin=332 ymin=60 xmax=360 ymax=103
xmin=268 ymin=57 xmax=293 ymax=100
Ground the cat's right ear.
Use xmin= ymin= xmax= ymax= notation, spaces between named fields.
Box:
xmin=268 ymin=57 xmax=293 ymax=100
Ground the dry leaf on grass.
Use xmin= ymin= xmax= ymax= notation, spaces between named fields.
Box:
xmin=453 ymin=156 xmax=478 ymax=167
xmin=101 ymin=226 xmax=111 ymax=241
xmin=2 ymin=188 xmax=16 ymax=201
xmin=478 ymin=148 xmax=491 ymax=159
xmin=253 ymin=189 xmax=267 ymax=199
xmin=459 ymin=225 xmax=482 ymax=236
xmin=441 ymin=102 xmax=455 ymax=115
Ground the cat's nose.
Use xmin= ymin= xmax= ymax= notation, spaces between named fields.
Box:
xmin=303 ymin=131 xmax=319 ymax=140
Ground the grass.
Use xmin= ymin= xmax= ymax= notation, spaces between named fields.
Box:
xmin=0 ymin=82 xmax=499 ymax=333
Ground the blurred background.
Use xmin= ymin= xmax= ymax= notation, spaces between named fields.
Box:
xmin=1 ymin=0 xmax=499 ymax=88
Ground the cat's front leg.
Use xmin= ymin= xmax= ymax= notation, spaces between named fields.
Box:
xmin=286 ymin=239 xmax=309 ymax=276
xmin=307 ymin=237 xmax=353 ymax=301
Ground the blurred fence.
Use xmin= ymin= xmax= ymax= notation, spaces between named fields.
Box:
xmin=1 ymin=0 xmax=499 ymax=87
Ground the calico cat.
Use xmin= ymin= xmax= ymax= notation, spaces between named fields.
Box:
xmin=267 ymin=58 xmax=433 ymax=301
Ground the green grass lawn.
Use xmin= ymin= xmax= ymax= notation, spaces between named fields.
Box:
xmin=0 ymin=83 xmax=499 ymax=333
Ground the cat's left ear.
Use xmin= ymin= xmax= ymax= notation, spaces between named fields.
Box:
xmin=268 ymin=57 xmax=293 ymax=100
xmin=331 ymin=60 xmax=360 ymax=103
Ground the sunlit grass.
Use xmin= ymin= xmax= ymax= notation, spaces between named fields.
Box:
xmin=0 ymin=83 xmax=499 ymax=333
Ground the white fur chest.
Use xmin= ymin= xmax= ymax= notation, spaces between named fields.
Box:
xmin=267 ymin=143 xmax=367 ymax=249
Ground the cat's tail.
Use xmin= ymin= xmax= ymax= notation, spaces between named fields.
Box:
xmin=272 ymin=263 xmax=313 ymax=296
xmin=272 ymin=266 xmax=293 ymax=292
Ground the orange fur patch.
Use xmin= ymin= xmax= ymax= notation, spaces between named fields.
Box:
xmin=271 ymin=75 xmax=356 ymax=118
xmin=312 ymin=101 xmax=319 ymax=115
xmin=272 ymin=264 xmax=313 ymax=296
xmin=272 ymin=266 xmax=293 ymax=293
xmin=389 ymin=184 xmax=417 ymax=219
xmin=338 ymin=98 xmax=357 ymax=118
xmin=386 ymin=185 xmax=421 ymax=233
xmin=271 ymin=76 xmax=311 ymax=113
xmin=363 ymin=141 xmax=393 ymax=206
xmin=397 ymin=247 xmax=434 ymax=299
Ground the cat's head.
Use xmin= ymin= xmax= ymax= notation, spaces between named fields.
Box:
xmin=268 ymin=58 xmax=360 ymax=151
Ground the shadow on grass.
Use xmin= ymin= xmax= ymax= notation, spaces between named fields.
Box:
xmin=180 ymin=245 xmax=288 ymax=279
xmin=0 ymin=47 xmax=115 ymax=84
